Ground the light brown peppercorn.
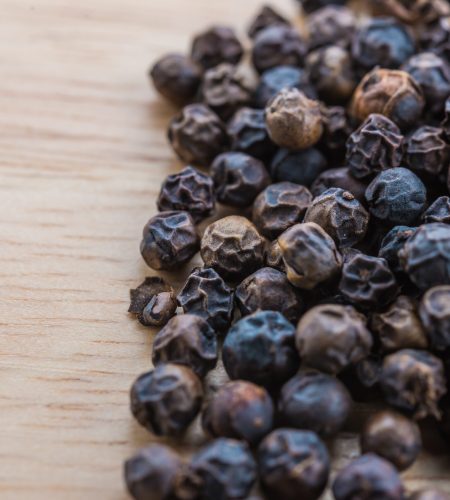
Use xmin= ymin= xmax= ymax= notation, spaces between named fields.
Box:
xmin=141 ymin=291 xmax=177 ymax=327
xmin=265 ymin=88 xmax=323 ymax=150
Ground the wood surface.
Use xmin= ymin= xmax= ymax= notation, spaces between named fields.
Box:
xmin=0 ymin=0 xmax=449 ymax=498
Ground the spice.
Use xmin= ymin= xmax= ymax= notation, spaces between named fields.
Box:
xmin=319 ymin=106 xmax=353 ymax=161
xmin=270 ymin=147 xmax=327 ymax=187
xmin=306 ymin=5 xmax=356 ymax=50
xmin=422 ymin=196 xmax=450 ymax=224
xmin=311 ymin=167 xmax=367 ymax=204
xmin=191 ymin=26 xmax=243 ymax=70
xmin=247 ymin=5 xmax=290 ymax=39
xmin=405 ymin=126 xmax=449 ymax=178
xmin=378 ymin=226 xmax=417 ymax=274
xmin=419 ymin=286 xmax=450 ymax=350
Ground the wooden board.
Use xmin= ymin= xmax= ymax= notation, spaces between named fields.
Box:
xmin=0 ymin=0 xmax=449 ymax=498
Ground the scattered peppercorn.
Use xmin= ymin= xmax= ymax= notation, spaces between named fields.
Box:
xmin=270 ymin=147 xmax=327 ymax=187
xmin=319 ymin=106 xmax=353 ymax=161
xmin=247 ymin=5 xmax=290 ymax=39
xmin=311 ymin=167 xmax=367 ymax=204
xmin=405 ymin=126 xmax=449 ymax=178
xmin=422 ymin=197 xmax=450 ymax=224
xmin=379 ymin=225 xmax=417 ymax=274
xmin=419 ymin=286 xmax=450 ymax=350
xmin=307 ymin=5 xmax=356 ymax=50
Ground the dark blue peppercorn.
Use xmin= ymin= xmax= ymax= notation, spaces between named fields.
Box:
xmin=270 ymin=148 xmax=327 ymax=187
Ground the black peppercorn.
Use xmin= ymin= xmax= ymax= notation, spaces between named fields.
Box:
xmin=191 ymin=26 xmax=243 ymax=70
xmin=296 ymin=304 xmax=373 ymax=373
xmin=223 ymin=310 xmax=299 ymax=389
xmin=140 ymin=211 xmax=199 ymax=271
xmin=124 ymin=444 xmax=182 ymax=500
xmin=410 ymin=490 xmax=450 ymax=500
xmin=405 ymin=126 xmax=449 ymax=178
xmin=152 ymin=314 xmax=218 ymax=378
xmin=419 ymin=285 xmax=450 ymax=350
xmin=177 ymin=267 xmax=234 ymax=332
xmin=150 ymin=54 xmax=202 ymax=106
xmin=380 ymin=349 xmax=446 ymax=419
xmin=168 ymin=104 xmax=228 ymax=166
xmin=278 ymin=370 xmax=352 ymax=437
xmin=130 ymin=363 xmax=203 ymax=436
xmin=379 ymin=225 xmax=417 ymax=274
xmin=211 ymin=152 xmax=271 ymax=208
xmin=319 ymin=106 xmax=353 ymax=162
xmin=422 ymin=196 xmax=450 ymax=224
xmin=307 ymin=5 xmax=356 ymax=50
xmin=157 ymin=166 xmax=215 ymax=222
xmin=235 ymin=267 xmax=304 ymax=324
xmin=202 ymin=380 xmax=274 ymax=445
xmin=332 ymin=453 xmax=405 ymax=500
xmin=247 ymin=5 xmax=290 ymax=39
xmin=270 ymin=147 xmax=327 ymax=187
xmin=258 ymin=428 xmax=330 ymax=500
xmin=311 ymin=167 xmax=367 ymax=205
xmin=420 ymin=15 xmax=450 ymax=59
xmin=252 ymin=182 xmax=312 ymax=240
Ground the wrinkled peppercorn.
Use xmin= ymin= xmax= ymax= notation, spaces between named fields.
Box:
xmin=258 ymin=428 xmax=330 ymax=500
xmin=202 ymin=380 xmax=274 ymax=445
xmin=372 ymin=295 xmax=428 ymax=352
xmin=152 ymin=314 xmax=218 ymax=378
xmin=177 ymin=267 xmax=234 ymax=332
xmin=235 ymin=267 xmax=304 ymax=324
xmin=157 ymin=166 xmax=215 ymax=222
xmin=270 ymin=147 xmax=327 ymax=187
xmin=211 ymin=152 xmax=271 ymax=208
xmin=140 ymin=211 xmax=199 ymax=271
xmin=278 ymin=370 xmax=352 ymax=436
xmin=410 ymin=490 xmax=450 ymax=500
xmin=380 ymin=349 xmax=446 ymax=419
xmin=311 ymin=167 xmax=367 ymax=204
xmin=423 ymin=196 xmax=450 ymax=224
xmin=379 ymin=225 xmax=417 ymax=274
xmin=265 ymin=88 xmax=323 ymax=150
xmin=346 ymin=114 xmax=404 ymax=179
xmin=319 ymin=106 xmax=353 ymax=161
xmin=252 ymin=182 xmax=312 ymax=239
xmin=252 ymin=25 xmax=307 ymax=74
xmin=247 ymin=5 xmax=290 ymax=39
xmin=307 ymin=5 xmax=356 ymax=50
xmin=405 ymin=126 xmax=449 ymax=178
xmin=350 ymin=68 xmax=425 ymax=130
xmin=130 ymin=363 xmax=203 ymax=436
xmin=296 ymin=304 xmax=373 ymax=373
xmin=339 ymin=253 xmax=399 ymax=310
xmin=191 ymin=26 xmax=243 ymax=70
xmin=371 ymin=0 xmax=450 ymax=24
xmin=168 ymin=104 xmax=228 ymax=166
xmin=332 ymin=453 xmax=405 ymax=500
xmin=304 ymin=188 xmax=369 ymax=248
xmin=150 ymin=54 xmax=202 ymax=106
xmin=124 ymin=444 xmax=182 ymax=500
xmin=420 ymin=286 xmax=450 ymax=350
xmin=223 ymin=310 xmax=299 ymax=389
xmin=200 ymin=216 xmax=265 ymax=281
xmin=299 ymin=0 xmax=347 ymax=13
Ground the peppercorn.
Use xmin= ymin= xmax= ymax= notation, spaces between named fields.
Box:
xmin=141 ymin=292 xmax=177 ymax=328
xmin=150 ymin=54 xmax=202 ymax=106
xmin=200 ymin=216 xmax=265 ymax=281
xmin=420 ymin=15 xmax=450 ymax=59
xmin=399 ymin=223 xmax=450 ymax=290
xmin=346 ymin=114 xmax=404 ymax=179
xmin=210 ymin=152 xmax=271 ymax=208
xmin=339 ymin=253 xmax=399 ymax=310
xmin=265 ymin=239 xmax=285 ymax=271
xmin=202 ymin=380 xmax=274 ymax=445
xmin=222 ymin=310 xmax=299 ymax=389
xmin=157 ymin=166 xmax=215 ymax=222
xmin=191 ymin=25 xmax=243 ymax=70
xmin=270 ymin=147 xmax=327 ymax=187
xmin=251 ymin=25 xmax=307 ymax=74
xmin=379 ymin=225 xmax=417 ymax=274
xmin=372 ymin=295 xmax=428 ymax=352
xmin=177 ymin=267 xmax=234 ymax=332
xmin=306 ymin=45 xmax=357 ymax=104
xmin=296 ymin=304 xmax=373 ymax=373
xmin=235 ymin=267 xmax=304 ymax=324
xmin=405 ymin=126 xmax=449 ymax=178
xmin=355 ymin=355 xmax=383 ymax=390
xmin=130 ymin=363 xmax=203 ymax=436
xmin=201 ymin=63 xmax=253 ymax=121
xmin=319 ymin=106 xmax=353 ymax=161
xmin=350 ymin=68 xmax=425 ymax=130
xmin=278 ymin=222 xmax=342 ymax=289
xmin=258 ymin=429 xmax=330 ymax=500
xmin=298 ymin=0 xmax=347 ymax=13
xmin=423 ymin=197 xmax=450 ymax=224
xmin=311 ymin=167 xmax=367 ymax=205
xmin=252 ymin=182 xmax=312 ymax=240
xmin=307 ymin=5 xmax=356 ymax=50
xmin=265 ymin=88 xmax=323 ymax=150
xmin=254 ymin=65 xmax=317 ymax=108
xmin=365 ymin=167 xmax=427 ymax=225
xmin=140 ymin=211 xmax=199 ymax=271
xmin=227 ymin=107 xmax=276 ymax=160
xmin=370 ymin=0 xmax=450 ymax=24
xmin=247 ymin=5 xmax=290 ymax=39
xmin=419 ymin=286 xmax=450 ymax=350
xmin=278 ymin=370 xmax=352 ymax=436
xmin=410 ymin=490 xmax=450 ymax=500
xmin=124 ymin=444 xmax=182 ymax=500
xmin=168 ymin=104 xmax=228 ymax=166
xmin=174 ymin=438 xmax=257 ymax=500
xmin=380 ymin=349 xmax=446 ymax=419
xmin=332 ymin=453 xmax=405 ymax=500
xmin=304 ymin=188 xmax=369 ymax=248
xmin=152 ymin=314 xmax=218 ymax=378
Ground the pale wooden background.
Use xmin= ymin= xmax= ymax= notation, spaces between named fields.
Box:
xmin=0 ymin=0 xmax=449 ymax=498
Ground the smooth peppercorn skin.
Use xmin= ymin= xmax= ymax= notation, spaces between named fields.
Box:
xmin=405 ymin=126 xmax=449 ymax=178
xmin=223 ymin=310 xmax=299 ymax=390
xmin=247 ymin=5 xmax=290 ymax=39
xmin=332 ymin=453 xmax=405 ymax=500
xmin=129 ymin=277 xmax=175 ymax=327
xmin=419 ymin=286 xmax=450 ymax=350
xmin=191 ymin=26 xmax=243 ymax=70
xmin=270 ymin=147 xmax=327 ymax=187
xmin=152 ymin=314 xmax=218 ymax=379
xmin=296 ymin=304 xmax=373 ymax=374
xmin=278 ymin=370 xmax=352 ymax=437
xmin=202 ymin=380 xmax=274 ymax=445
xmin=379 ymin=225 xmax=417 ymax=274
xmin=130 ymin=364 xmax=203 ymax=436
xmin=307 ymin=5 xmax=356 ymax=50
xmin=140 ymin=211 xmax=199 ymax=271
xmin=311 ymin=167 xmax=367 ymax=204
xmin=258 ymin=429 xmax=330 ymax=500
xmin=124 ymin=444 xmax=182 ymax=500
xmin=422 ymin=196 xmax=450 ymax=224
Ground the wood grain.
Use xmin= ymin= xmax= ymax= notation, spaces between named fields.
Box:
xmin=0 ymin=0 xmax=449 ymax=498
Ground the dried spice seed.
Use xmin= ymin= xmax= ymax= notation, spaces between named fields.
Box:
xmin=319 ymin=106 xmax=353 ymax=161
xmin=270 ymin=147 xmax=327 ymax=187
xmin=141 ymin=291 xmax=177 ymax=327
xmin=378 ymin=225 xmax=417 ymax=274
xmin=247 ymin=5 xmax=290 ymax=39
xmin=191 ymin=26 xmax=243 ymax=70
xmin=265 ymin=239 xmax=285 ymax=271
xmin=419 ymin=286 xmax=450 ymax=351
xmin=311 ymin=167 xmax=367 ymax=205
xmin=422 ymin=196 xmax=450 ymax=224
xmin=307 ymin=5 xmax=356 ymax=50
xmin=405 ymin=126 xmax=449 ymax=178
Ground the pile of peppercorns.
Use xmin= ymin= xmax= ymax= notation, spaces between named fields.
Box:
xmin=124 ymin=0 xmax=450 ymax=499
